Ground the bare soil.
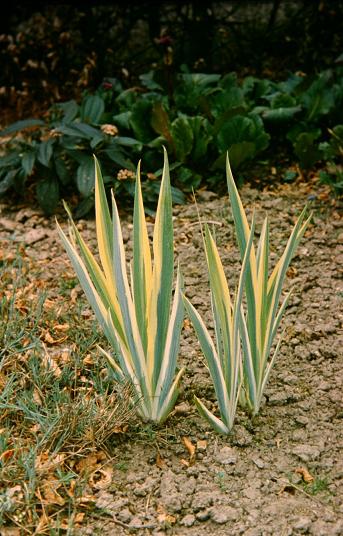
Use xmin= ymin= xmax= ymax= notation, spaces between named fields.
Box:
xmin=0 ymin=178 xmax=342 ymax=536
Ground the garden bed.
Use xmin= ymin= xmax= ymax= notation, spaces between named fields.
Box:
xmin=0 ymin=176 xmax=342 ymax=535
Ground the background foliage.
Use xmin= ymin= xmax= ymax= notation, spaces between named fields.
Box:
xmin=0 ymin=1 xmax=342 ymax=213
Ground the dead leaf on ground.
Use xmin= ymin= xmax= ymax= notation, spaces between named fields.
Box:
xmin=196 ymin=439 xmax=207 ymax=452
xmin=0 ymin=448 xmax=15 ymax=462
xmin=35 ymin=452 xmax=65 ymax=474
xmin=173 ymin=402 xmax=191 ymax=415
xmin=43 ymin=330 xmax=68 ymax=346
xmin=182 ymin=436 xmax=196 ymax=465
xmin=33 ymin=387 xmax=43 ymax=406
xmin=156 ymin=452 xmax=165 ymax=469
xmin=38 ymin=475 xmax=65 ymax=506
xmin=75 ymin=451 xmax=107 ymax=475
xmin=157 ymin=504 xmax=176 ymax=526
xmin=112 ymin=424 xmax=129 ymax=434
xmin=183 ymin=318 xmax=192 ymax=331
xmin=59 ymin=512 xmax=85 ymax=530
xmin=76 ymin=454 xmax=99 ymax=475
xmin=295 ymin=467 xmax=314 ymax=483
xmin=41 ymin=343 xmax=63 ymax=377
xmin=6 ymin=485 xmax=23 ymax=501
xmin=75 ymin=494 xmax=97 ymax=505
xmin=70 ymin=287 xmax=80 ymax=303
xmin=286 ymin=266 xmax=298 ymax=278
xmin=89 ymin=466 xmax=113 ymax=490
xmin=83 ymin=354 xmax=95 ymax=366
xmin=0 ymin=527 xmax=22 ymax=536
xmin=54 ymin=323 xmax=70 ymax=332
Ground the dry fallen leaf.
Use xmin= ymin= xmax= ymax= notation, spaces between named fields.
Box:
xmin=173 ymin=402 xmax=191 ymax=415
xmin=156 ymin=452 xmax=165 ymax=469
xmin=112 ymin=424 xmax=129 ymax=434
xmin=59 ymin=512 xmax=85 ymax=530
xmin=70 ymin=287 xmax=79 ymax=303
xmin=286 ymin=266 xmax=298 ymax=278
xmin=196 ymin=439 xmax=207 ymax=452
xmin=83 ymin=354 xmax=95 ymax=366
xmin=41 ymin=343 xmax=62 ymax=377
xmin=35 ymin=452 xmax=65 ymax=474
xmin=33 ymin=387 xmax=43 ymax=406
xmin=54 ymin=323 xmax=70 ymax=332
xmin=182 ymin=436 xmax=196 ymax=464
xmin=76 ymin=454 xmax=99 ymax=475
xmin=157 ymin=504 xmax=176 ymax=525
xmin=0 ymin=448 xmax=15 ymax=462
xmin=89 ymin=466 xmax=113 ymax=490
xmin=183 ymin=318 xmax=192 ymax=330
xmin=75 ymin=451 xmax=107 ymax=475
xmin=0 ymin=528 xmax=21 ymax=536
xmin=38 ymin=475 xmax=65 ymax=506
xmin=43 ymin=330 xmax=68 ymax=345
xmin=295 ymin=467 xmax=314 ymax=483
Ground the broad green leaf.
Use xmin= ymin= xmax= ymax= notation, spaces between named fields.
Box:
xmin=36 ymin=178 xmax=60 ymax=215
xmin=0 ymin=170 xmax=17 ymax=194
xmin=76 ymin=157 xmax=95 ymax=197
xmin=80 ymin=95 xmax=105 ymax=124
xmin=0 ymin=119 xmax=44 ymax=137
xmin=37 ymin=139 xmax=54 ymax=167
xmin=57 ymin=100 xmax=79 ymax=123
xmin=22 ymin=152 xmax=35 ymax=176
xmin=171 ymin=116 xmax=194 ymax=162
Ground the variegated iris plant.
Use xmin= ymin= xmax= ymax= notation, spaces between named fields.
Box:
xmin=57 ymin=148 xmax=184 ymax=423
xmin=184 ymin=156 xmax=310 ymax=433
xmin=226 ymin=156 xmax=311 ymax=416
xmin=183 ymin=215 xmax=256 ymax=434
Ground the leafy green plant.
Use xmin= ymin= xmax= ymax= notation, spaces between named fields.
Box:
xmin=57 ymin=149 xmax=184 ymax=423
xmin=0 ymin=96 xmax=143 ymax=216
xmin=184 ymin=156 xmax=311 ymax=431
xmin=319 ymin=125 xmax=343 ymax=195
xmin=226 ymin=157 xmax=311 ymax=415
xmin=1 ymin=66 xmax=342 ymax=210
xmin=183 ymin=204 xmax=255 ymax=434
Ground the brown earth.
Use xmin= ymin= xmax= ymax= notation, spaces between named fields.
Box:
xmin=0 ymin=178 xmax=342 ymax=535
